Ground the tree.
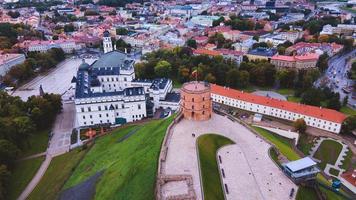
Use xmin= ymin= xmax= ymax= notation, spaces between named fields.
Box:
xmin=327 ymin=96 xmax=341 ymax=110
xmin=0 ymin=165 xmax=10 ymax=200
xmin=205 ymin=73 xmax=216 ymax=83
xmin=341 ymin=115 xmax=356 ymax=135
xmin=212 ymin=16 xmax=225 ymax=27
xmin=178 ymin=66 xmax=190 ymax=82
xmin=226 ymin=68 xmax=240 ymax=88
xmin=304 ymin=20 xmax=322 ymax=35
xmin=7 ymin=11 xmax=20 ymax=18
xmin=301 ymin=88 xmax=324 ymax=106
xmin=239 ymin=70 xmax=250 ymax=88
xmin=277 ymin=46 xmax=286 ymax=55
xmin=13 ymin=116 xmax=35 ymax=147
xmin=186 ymin=39 xmax=197 ymax=49
xmin=64 ymin=23 xmax=75 ymax=32
xmin=252 ymin=42 xmax=268 ymax=49
xmin=154 ymin=60 xmax=172 ymax=78
xmin=116 ymin=27 xmax=128 ymax=35
xmin=0 ymin=139 xmax=20 ymax=165
xmin=293 ymin=118 xmax=307 ymax=133
xmin=276 ymin=69 xmax=296 ymax=88
xmin=48 ymin=48 xmax=65 ymax=62
xmin=208 ymin=33 xmax=229 ymax=48
xmin=316 ymin=53 xmax=329 ymax=72
xmin=116 ymin=39 xmax=131 ymax=53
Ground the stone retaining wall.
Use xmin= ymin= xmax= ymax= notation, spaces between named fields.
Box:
xmin=155 ymin=112 xmax=184 ymax=200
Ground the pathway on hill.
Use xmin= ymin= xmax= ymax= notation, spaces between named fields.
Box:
xmin=17 ymin=102 xmax=75 ymax=200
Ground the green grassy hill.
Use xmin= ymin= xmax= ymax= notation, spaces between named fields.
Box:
xmin=64 ymin=116 xmax=174 ymax=200
xmin=28 ymin=116 xmax=174 ymax=200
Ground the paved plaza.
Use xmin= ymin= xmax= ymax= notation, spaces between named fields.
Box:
xmin=47 ymin=102 xmax=76 ymax=156
xmin=12 ymin=58 xmax=96 ymax=101
xmin=162 ymin=113 xmax=297 ymax=200
xmin=252 ymin=90 xmax=287 ymax=101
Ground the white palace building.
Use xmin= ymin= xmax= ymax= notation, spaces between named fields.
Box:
xmin=73 ymin=31 xmax=180 ymax=127
xmin=211 ymin=84 xmax=347 ymax=134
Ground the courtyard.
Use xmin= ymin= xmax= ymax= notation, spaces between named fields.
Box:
xmin=12 ymin=58 xmax=96 ymax=101
xmin=160 ymin=113 xmax=297 ymax=200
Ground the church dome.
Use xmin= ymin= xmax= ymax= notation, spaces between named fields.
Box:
xmin=79 ymin=59 xmax=90 ymax=71
xmin=103 ymin=30 xmax=110 ymax=37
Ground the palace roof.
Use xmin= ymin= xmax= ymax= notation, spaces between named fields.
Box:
xmin=211 ymin=84 xmax=347 ymax=123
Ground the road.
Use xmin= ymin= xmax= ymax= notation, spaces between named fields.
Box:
xmin=315 ymin=49 xmax=356 ymax=107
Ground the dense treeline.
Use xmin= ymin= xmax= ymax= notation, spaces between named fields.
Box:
xmin=300 ymin=87 xmax=342 ymax=110
xmin=0 ymin=92 xmax=62 ymax=199
xmin=0 ymin=23 xmax=42 ymax=50
xmin=98 ymin=0 xmax=145 ymax=7
xmin=212 ymin=15 xmax=265 ymax=31
xmin=136 ymin=47 xmax=348 ymax=112
xmin=4 ymin=0 xmax=63 ymax=12
xmin=135 ymin=47 xmax=321 ymax=91
xmin=135 ymin=47 xmax=241 ymax=86
xmin=2 ymin=48 xmax=65 ymax=86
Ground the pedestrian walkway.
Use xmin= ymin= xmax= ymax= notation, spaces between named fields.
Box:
xmin=16 ymin=152 xmax=46 ymax=162
xmin=18 ymin=155 xmax=52 ymax=200
xmin=217 ymin=145 xmax=264 ymax=200
xmin=161 ymin=113 xmax=297 ymax=200
xmin=253 ymin=125 xmax=299 ymax=145
xmin=17 ymin=102 xmax=75 ymax=200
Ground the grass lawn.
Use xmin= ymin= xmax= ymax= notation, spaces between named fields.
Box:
xmin=276 ymin=88 xmax=295 ymax=96
xmin=64 ymin=116 xmax=174 ymax=200
xmin=197 ymin=134 xmax=234 ymax=200
xmin=252 ymin=127 xmax=300 ymax=161
xmin=340 ymin=106 xmax=356 ymax=115
xmin=339 ymin=148 xmax=355 ymax=170
xmin=20 ymin=129 xmax=50 ymax=158
xmin=329 ymin=167 xmax=340 ymax=176
xmin=313 ymin=139 xmax=343 ymax=170
xmin=320 ymin=187 xmax=347 ymax=200
xmin=296 ymin=186 xmax=318 ymax=200
xmin=297 ymin=134 xmax=315 ymax=156
xmin=7 ymin=156 xmax=45 ymax=200
xmin=172 ymin=79 xmax=183 ymax=88
xmin=269 ymin=148 xmax=281 ymax=167
xmin=287 ymin=96 xmax=302 ymax=103
xmin=252 ymin=127 xmax=349 ymax=199
xmin=340 ymin=6 xmax=356 ymax=14
xmin=28 ymin=149 xmax=87 ymax=200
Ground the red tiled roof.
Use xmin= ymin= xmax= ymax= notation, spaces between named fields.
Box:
xmin=272 ymin=53 xmax=319 ymax=62
xmin=272 ymin=55 xmax=295 ymax=62
xmin=295 ymin=53 xmax=319 ymax=61
xmin=193 ymin=36 xmax=209 ymax=42
xmin=211 ymin=84 xmax=347 ymax=123
xmin=193 ymin=49 xmax=220 ymax=56
xmin=217 ymin=49 xmax=244 ymax=56
xmin=341 ymin=171 xmax=356 ymax=187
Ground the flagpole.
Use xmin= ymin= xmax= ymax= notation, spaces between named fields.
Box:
xmin=196 ymin=66 xmax=198 ymax=82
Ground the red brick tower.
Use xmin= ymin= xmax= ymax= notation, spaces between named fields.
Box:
xmin=181 ymin=81 xmax=212 ymax=121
